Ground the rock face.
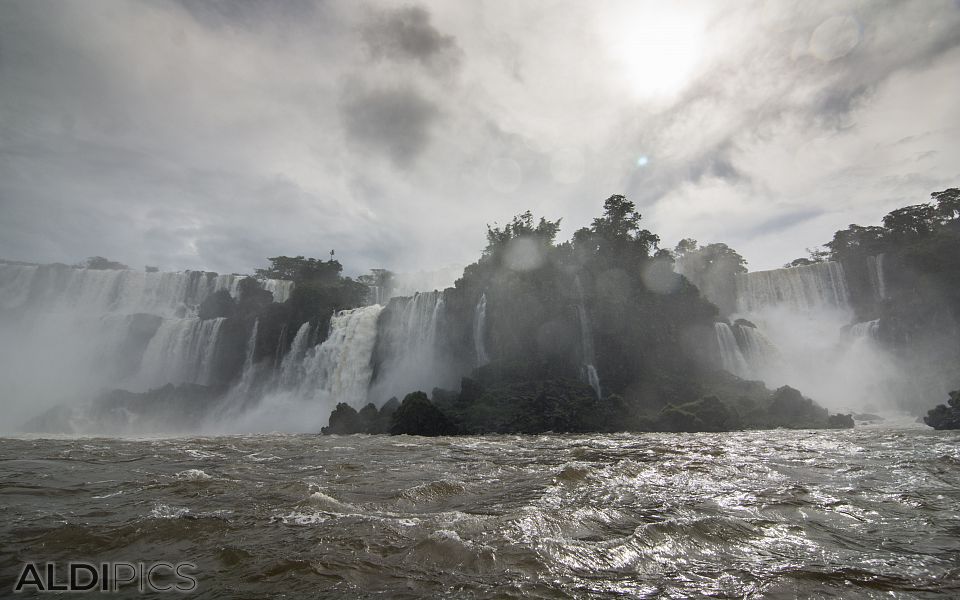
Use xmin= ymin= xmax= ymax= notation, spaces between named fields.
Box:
xmin=320 ymin=399 xmax=399 ymax=435
xmin=389 ymin=392 xmax=457 ymax=437
xmin=321 ymin=375 xmax=854 ymax=436
xmin=924 ymin=390 xmax=960 ymax=430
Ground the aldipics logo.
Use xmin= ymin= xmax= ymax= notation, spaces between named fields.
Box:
xmin=13 ymin=562 xmax=198 ymax=593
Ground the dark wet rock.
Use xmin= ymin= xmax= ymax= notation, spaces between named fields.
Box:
xmin=924 ymin=390 xmax=960 ymax=430
xmin=321 ymin=403 xmax=361 ymax=435
xmin=389 ymin=392 xmax=457 ymax=436
xmin=828 ymin=413 xmax=855 ymax=429
xmin=199 ymin=289 xmax=237 ymax=320
xmin=655 ymin=396 xmax=737 ymax=433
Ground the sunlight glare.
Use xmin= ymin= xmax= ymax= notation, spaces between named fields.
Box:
xmin=602 ymin=5 xmax=705 ymax=100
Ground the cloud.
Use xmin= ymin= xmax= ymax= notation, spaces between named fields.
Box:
xmin=339 ymin=82 xmax=442 ymax=167
xmin=360 ymin=4 xmax=462 ymax=74
xmin=0 ymin=0 xmax=958 ymax=277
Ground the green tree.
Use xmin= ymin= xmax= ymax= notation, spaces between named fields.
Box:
xmin=882 ymin=204 xmax=940 ymax=239
xmin=484 ymin=211 xmax=562 ymax=256
xmin=932 ymin=188 xmax=960 ymax=221
xmin=673 ymin=241 xmax=746 ymax=315
xmin=825 ymin=225 xmax=887 ymax=261
xmin=255 ymin=256 xmax=342 ymax=284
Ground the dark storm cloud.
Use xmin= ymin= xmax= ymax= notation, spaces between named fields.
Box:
xmin=339 ymin=82 xmax=441 ymax=167
xmin=360 ymin=5 xmax=461 ymax=74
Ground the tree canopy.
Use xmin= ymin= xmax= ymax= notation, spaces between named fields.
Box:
xmin=484 ymin=211 xmax=562 ymax=256
xmin=255 ymin=256 xmax=343 ymax=284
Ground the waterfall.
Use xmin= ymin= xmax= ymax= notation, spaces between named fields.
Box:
xmin=585 ymin=365 xmax=601 ymax=400
xmin=385 ymin=291 xmax=446 ymax=355
xmin=134 ymin=317 xmax=226 ymax=390
xmin=210 ymin=305 xmax=384 ymax=433
xmin=726 ymin=259 xmax=903 ymax=410
xmin=735 ymin=324 xmax=778 ymax=374
xmin=244 ymin=319 xmax=259 ymax=372
xmin=232 ymin=319 xmax=260 ymax=396
xmin=735 ymin=261 xmax=850 ymax=313
xmin=0 ymin=263 xmax=293 ymax=317
xmin=262 ymin=279 xmax=294 ymax=303
xmin=866 ymin=254 xmax=887 ymax=301
xmin=0 ymin=263 xmax=38 ymax=309
xmin=714 ymin=323 xmax=751 ymax=378
xmin=279 ymin=321 xmax=313 ymax=387
xmin=367 ymin=285 xmax=384 ymax=306
xmin=370 ymin=291 xmax=455 ymax=402
xmin=850 ymin=319 xmax=880 ymax=340
xmin=574 ymin=276 xmax=601 ymax=399
xmin=295 ymin=306 xmax=384 ymax=405
xmin=1 ymin=263 xmax=279 ymax=426
xmin=474 ymin=292 xmax=489 ymax=366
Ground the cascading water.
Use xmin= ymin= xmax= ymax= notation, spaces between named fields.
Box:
xmin=221 ymin=305 xmax=384 ymax=433
xmin=367 ymin=285 xmax=384 ymax=306
xmin=133 ymin=317 xmax=226 ymax=390
xmin=574 ymin=276 xmax=601 ymax=399
xmin=735 ymin=261 xmax=850 ymax=313
xmin=849 ymin=319 xmax=880 ymax=340
xmin=262 ymin=279 xmax=294 ymax=303
xmin=724 ymin=261 xmax=900 ymax=410
xmin=474 ymin=292 xmax=489 ymax=366
xmin=369 ymin=291 xmax=456 ymax=402
xmin=735 ymin=324 xmax=778 ymax=374
xmin=0 ymin=262 xmax=293 ymax=431
xmin=232 ymin=319 xmax=260 ymax=397
xmin=279 ymin=321 xmax=313 ymax=387
xmin=0 ymin=263 xmax=293 ymax=317
xmin=866 ymin=254 xmax=887 ymax=301
xmin=298 ymin=306 xmax=383 ymax=404
xmin=714 ymin=322 xmax=750 ymax=378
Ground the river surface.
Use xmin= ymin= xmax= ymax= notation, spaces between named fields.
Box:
xmin=1 ymin=424 xmax=959 ymax=598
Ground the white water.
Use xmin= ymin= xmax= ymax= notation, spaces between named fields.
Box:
xmin=0 ymin=263 xmax=295 ymax=431
xmin=278 ymin=321 xmax=314 ymax=388
xmin=369 ymin=291 xmax=456 ymax=402
xmin=866 ymin=254 xmax=887 ymax=301
xmin=714 ymin=323 xmax=750 ymax=378
xmin=735 ymin=261 xmax=850 ymax=313
xmin=474 ymin=292 xmax=489 ymax=366
xmin=133 ymin=317 xmax=226 ymax=390
xmin=721 ymin=261 xmax=901 ymax=410
xmin=222 ymin=305 xmax=383 ymax=433
xmin=230 ymin=319 xmax=260 ymax=398
xmin=574 ymin=276 xmax=601 ymax=399
xmin=0 ymin=263 xmax=293 ymax=317
xmin=367 ymin=285 xmax=384 ymax=306
xmin=262 ymin=279 xmax=295 ymax=303
xmin=850 ymin=319 xmax=880 ymax=340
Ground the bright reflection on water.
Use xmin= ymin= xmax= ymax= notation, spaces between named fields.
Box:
xmin=1 ymin=423 xmax=958 ymax=598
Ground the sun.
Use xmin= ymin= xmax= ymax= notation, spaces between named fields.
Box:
xmin=601 ymin=5 xmax=705 ymax=100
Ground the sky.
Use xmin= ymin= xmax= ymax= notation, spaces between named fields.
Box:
xmin=0 ymin=0 xmax=958 ymax=277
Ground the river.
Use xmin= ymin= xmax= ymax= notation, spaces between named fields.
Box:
xmin=1 ymin=423 xmax=958 ymax=598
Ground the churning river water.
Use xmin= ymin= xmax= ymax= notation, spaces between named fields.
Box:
xmin=1 ymin=424 xmax=959 ymax=599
